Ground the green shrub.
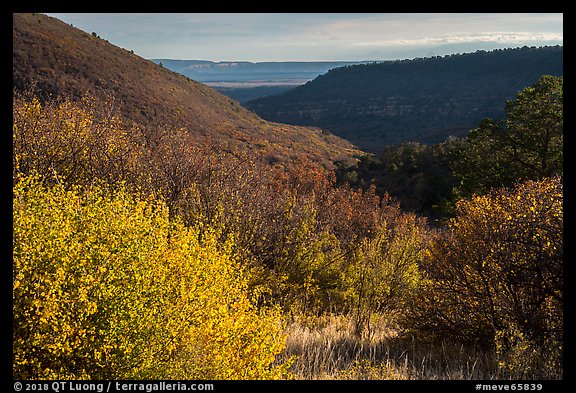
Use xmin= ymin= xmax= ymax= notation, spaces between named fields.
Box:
xmin=342 ymin=211 xmax=428 ymax=338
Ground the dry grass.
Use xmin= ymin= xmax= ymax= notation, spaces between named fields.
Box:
xmin=276 ymin=313 xmax=497 ymax=380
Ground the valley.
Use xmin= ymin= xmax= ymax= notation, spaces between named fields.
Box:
xmin=151 ymin=59 xmax=371 ymax=103
xmin=12 ymin=13 xmax=564 ymax=383
xmin=246 ymin=46 xmax=563 ymax=152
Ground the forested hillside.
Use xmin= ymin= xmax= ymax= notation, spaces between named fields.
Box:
xmin=246 ymin=46 xmax=563 ymax=152
xmin=334 ymin=75 xmax=563 ymax=221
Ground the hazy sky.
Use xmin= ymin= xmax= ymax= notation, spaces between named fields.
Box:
xmin=46 ymin=13 xmax=563 ymax=62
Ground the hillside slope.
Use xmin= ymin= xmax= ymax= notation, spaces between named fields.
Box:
xmin=13 ymin=13 xmax=358 ymax=167
xmin=246 ymin=46 xmax=563 ymax=153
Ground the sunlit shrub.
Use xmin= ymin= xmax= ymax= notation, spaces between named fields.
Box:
xmin=13 ymin=174 xmax=289 ymax=379
xmin=13 ymin=93 xmax=148 ymax=189
xmin=406 ymin=177 xmax=562 ymax=378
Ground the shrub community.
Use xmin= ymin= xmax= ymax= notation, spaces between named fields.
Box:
xmin=13 ymin=175 xmax=288 ymax=379
xmin=13 ymin=75 xmax=563 ymax=379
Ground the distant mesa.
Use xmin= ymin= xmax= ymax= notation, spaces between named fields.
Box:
xmin=150 ymin=59 xmax=373 ymax=103
xmin=149 ymin=59 xmax=371 ymax=83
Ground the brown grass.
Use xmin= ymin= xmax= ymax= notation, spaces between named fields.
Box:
xmin=276 ymin=314 xmax=497 ymax=380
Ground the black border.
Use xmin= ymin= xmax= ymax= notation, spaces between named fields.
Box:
xmin=7 ymin=8 xmax=572 ymax=392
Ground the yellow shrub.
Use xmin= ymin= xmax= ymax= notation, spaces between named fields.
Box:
xmin=408 ymin=177 xmax=562 ymax=378
xmin=13 ymin=174 xmax=289 ymax=379
xmin=13 ymin=94 xmax=147 ymax=188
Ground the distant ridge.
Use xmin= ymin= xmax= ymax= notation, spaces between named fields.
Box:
xmin=150 ymin=59 xmax=373 ymax=104
xmin=246 ymin=46 xmax=563 ymax=153
xmin=149 ymin=59 xmax=371 ymax=83
xmin=13 ymin=13 xmax=358 ymax=167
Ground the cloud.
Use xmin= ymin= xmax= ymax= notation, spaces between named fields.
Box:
xmin=354 ymin=32 xmax=564 ymax=47
xmin=45 ymin=13 xmax=563 ymax=61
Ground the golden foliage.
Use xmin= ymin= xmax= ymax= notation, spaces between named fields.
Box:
xmin=408 ymin=177 xmax=562 ymax=378
xmin=13 ymin=94 xmax=148 ymax=189
xmin=13 ymin=174 xmax=289 ymax=379
xmin=12 ymin=90 xmax=562 ymax=379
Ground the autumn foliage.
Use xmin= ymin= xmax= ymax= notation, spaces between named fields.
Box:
xmin=407 ymin=177 xmax=563 ymax=378
xmin=12 ymin=92 xmax=427 ymax=377
xmin=12 ymin=75 xmax=563 ymax=379
xmin=13 ymin=174 xmax=290 ymax=379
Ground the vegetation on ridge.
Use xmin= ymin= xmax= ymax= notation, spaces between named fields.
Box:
xmin=247 ymin=46 xmax=563 ymax=153
xmin=13 ymin=12 xmax=357 ymax=168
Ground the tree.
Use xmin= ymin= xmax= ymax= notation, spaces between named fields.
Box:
xmin=503 ymin=75 xmax=563 ymax=178
xmin=451 ymin=75 xmax=563 ymax=198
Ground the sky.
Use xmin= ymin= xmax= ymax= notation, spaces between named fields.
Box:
xmin=46 ymin=13 xmax=563 ymax=62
